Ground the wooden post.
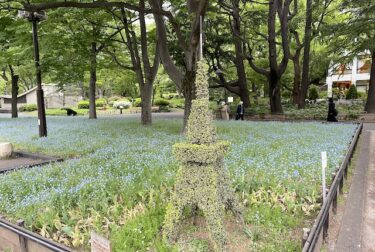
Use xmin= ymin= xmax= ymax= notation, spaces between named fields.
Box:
xmin=323 ymin=213 xmax=329 ymax=240
xmin=331 ymin=172 xmax=338 ymax=214
xmin=321 ymin=152 xmax=327 ymax=203
xmin=339 ymin=176 xmax=344 ymax=194
xmin=333 ymin=190 xmax=338 ymax=215
xmin=17 ymin=219 xmax=28 ymax=252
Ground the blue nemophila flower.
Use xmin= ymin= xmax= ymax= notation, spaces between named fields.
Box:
xmin=0 ymin=118 xmax=356 ymax=224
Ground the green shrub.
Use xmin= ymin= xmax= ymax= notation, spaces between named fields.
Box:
xmin=95 ymin=99 xmax=106 ymax=108
xmin=346 ymin=85 xmax=358 ymax=100
xmin=282 ymin=90 xmax=291 ymax=99
xmin=308 ymin=85 xmax=319 ymax=102
xmin=154 ymin=99 xmax=170 ymax=106
xmin=159 ymin=105 xmax=170 ymax=112
xmin=19 ymin=104 xmax=37 ymax=112
xmin=169 ymin=98 xmax=185 ymax=109
xmin=96 ymin=98 xmax=107 ymax=106
xmin=77 ymin=100 xmax=90 ymax=109
xmin=134 ymin=98 xmax=142 ymax=107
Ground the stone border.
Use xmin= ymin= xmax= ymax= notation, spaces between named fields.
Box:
xmin=0 ymin=151 xmax=63 ymax=174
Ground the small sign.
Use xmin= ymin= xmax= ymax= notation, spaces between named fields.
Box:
xmin=227 ymin=97 xmax=233 ymax=103
xmin=91 ymin=232 xmax=111 ymax=252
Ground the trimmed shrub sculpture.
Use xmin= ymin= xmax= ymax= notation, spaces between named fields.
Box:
xmin=346 ymin=85 xmax=358 ymax=100
xmin=163 ymin=60 xmax=243 ymax=251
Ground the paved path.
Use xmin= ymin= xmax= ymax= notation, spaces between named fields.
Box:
xmin=335 ymin=123 xmax=375 ymax=252
xmin=0 ymin=112 xmax=184 ymax=119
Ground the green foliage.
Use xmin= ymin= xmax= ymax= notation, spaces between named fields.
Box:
xmin=77 ymin=100 xmax=90 ymax=109
xmin=308 ymin=86 xmax=319 ymax=101
xmin=134 ymin=98 xmax=142 ymax=107
xmin=164 ymin=60 xmax=242 ymax=252
xmin=153 ymin=99 xmax=170 ymax=106
xmin=112 ymin=207 xmax=176 ymax=252
xmin=45 ymin=108 xmax=87 ymax=116
xmin=19 ymin=104 xmax=37 ymax=112
xmin=168 ymin=98 xmax=185 ymax=109
xmin=346 ymin=85 xmax=358 ymax=100
xmin=95 ymin=98 xmax=106 ymax=108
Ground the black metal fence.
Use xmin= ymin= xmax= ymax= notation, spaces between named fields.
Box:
xmin=302 ymin=123 xmax=363 ymax=251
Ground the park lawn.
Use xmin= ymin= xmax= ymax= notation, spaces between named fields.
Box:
xmin=0 ymin=117 xmax=357 ymax=251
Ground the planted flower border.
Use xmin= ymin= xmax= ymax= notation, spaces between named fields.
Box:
xmin=0 ymin=117 xmax=358 ymax=250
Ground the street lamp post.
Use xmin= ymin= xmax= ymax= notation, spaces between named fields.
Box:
xmin=19 ymin=11 xmax=47 ymax=137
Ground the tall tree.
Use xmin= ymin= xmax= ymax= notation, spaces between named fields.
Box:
xmin=298 ymin=0 xmax=313 ymax=108
xmin=0 ymin=10 xmax=34 ymax=118
xmin=150 ymin=0 xmax=208 ymax=129
xmin=207 ymin=0 xmax=251 ymax=107
xmin=108 ymin=3 xmax=160 ymax=125
xmin=330 ymin=0 xmax=375 ymax=112
xmin=247 ymin=0 xmax=293 ymax=114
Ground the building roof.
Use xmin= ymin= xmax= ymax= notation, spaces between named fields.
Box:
xmin=0 ymin=84 xmax=57 ymax=99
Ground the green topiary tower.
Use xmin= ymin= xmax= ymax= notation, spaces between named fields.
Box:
xmin=163 ymin=59 xmax=243 ymax=251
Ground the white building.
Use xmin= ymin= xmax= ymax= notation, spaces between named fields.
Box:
xmin=0 ymin=84 xmax=83 ymax=111
xmin=326 ymin=54 xmax=371 ymax=94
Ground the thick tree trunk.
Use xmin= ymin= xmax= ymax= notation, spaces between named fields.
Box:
xmin=269 ymin=70 xmax=283 ymax=114
xmin=232 ymin=1 xmax=250 ymax=107
xmin=292 ymin=55 xmax=301 ymax=105
xmin=365 ymin=50 xmax=375 ymax=113
xmin=182 ymin=71 xmax=196 ymax=131
xmin=268 ymin=1 xmax=283 ymax=114
xmin=89 ymin=41 xmax=97 ymax=119
xmin=10 ymin=67 xmax=19 ymax=118
xmin=140 ymin=83 xmax=153 ymax=125
xmin=298 ymin=0 xmax=313 ymax=109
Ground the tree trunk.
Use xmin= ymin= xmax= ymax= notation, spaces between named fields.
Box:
xmin=365 ymin=50 xmax=375 ymax=113
xmin=268 ymin=0 xmax=283 ymax=114
xmin=292 ymin=54 xmax=301 ymax=105
xmin=232 ymin=1 xmax=250 ymax=107
xmin=298 ymin=0 xmax=313 ymax=109
xmin=182 ymin=71 xmax=196 ymax=131
xmin=140 ymin=82 xmax=153 ymax=125
xmin=269 ymin=70 xmax=283 ymax=114
xmin=9 ymin=65 xmax=19 ymax=118
xmin=89 ymin=41 xmax=97 ymax=119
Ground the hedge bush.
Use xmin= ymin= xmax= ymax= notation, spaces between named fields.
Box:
xmin=77 ymin=100 xmax=90 ymax=109
xmin=95 ymin=98 xmax=106 ymax=108
xmin=308 ymin=85 xmax=319 ymax=102
xmin=134 ymin=98 xmax=142 ymax=107
xmin=154 ymin=99 xmax=170 ymax=106
xmin=19 ymin=104 xmax=37 ymax=112
xmin=346 ymin=85 xmax=358 ymax=100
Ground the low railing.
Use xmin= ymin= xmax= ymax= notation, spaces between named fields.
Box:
xmin=302 ymin=123 xmax=363 ymax=251
xmin=0 ymin=218 xmax=71 ymax=252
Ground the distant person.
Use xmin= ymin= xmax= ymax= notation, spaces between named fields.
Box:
xmin=327 ymin=98 xmax=338 ymax=122
xmin=236 ymin=101 xmax=245 ymax=120
xmin=220 ymin=101 xmax=229 ymax=120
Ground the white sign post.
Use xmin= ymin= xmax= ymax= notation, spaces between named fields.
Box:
xmin=227 ymin=97 xmax=233 ymax=103
xmin=321 ymin=152 xmax=327 ymax=203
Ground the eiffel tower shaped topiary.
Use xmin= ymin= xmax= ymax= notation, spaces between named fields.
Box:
xmin=163 ymin=59 xmax=243 ymax=251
